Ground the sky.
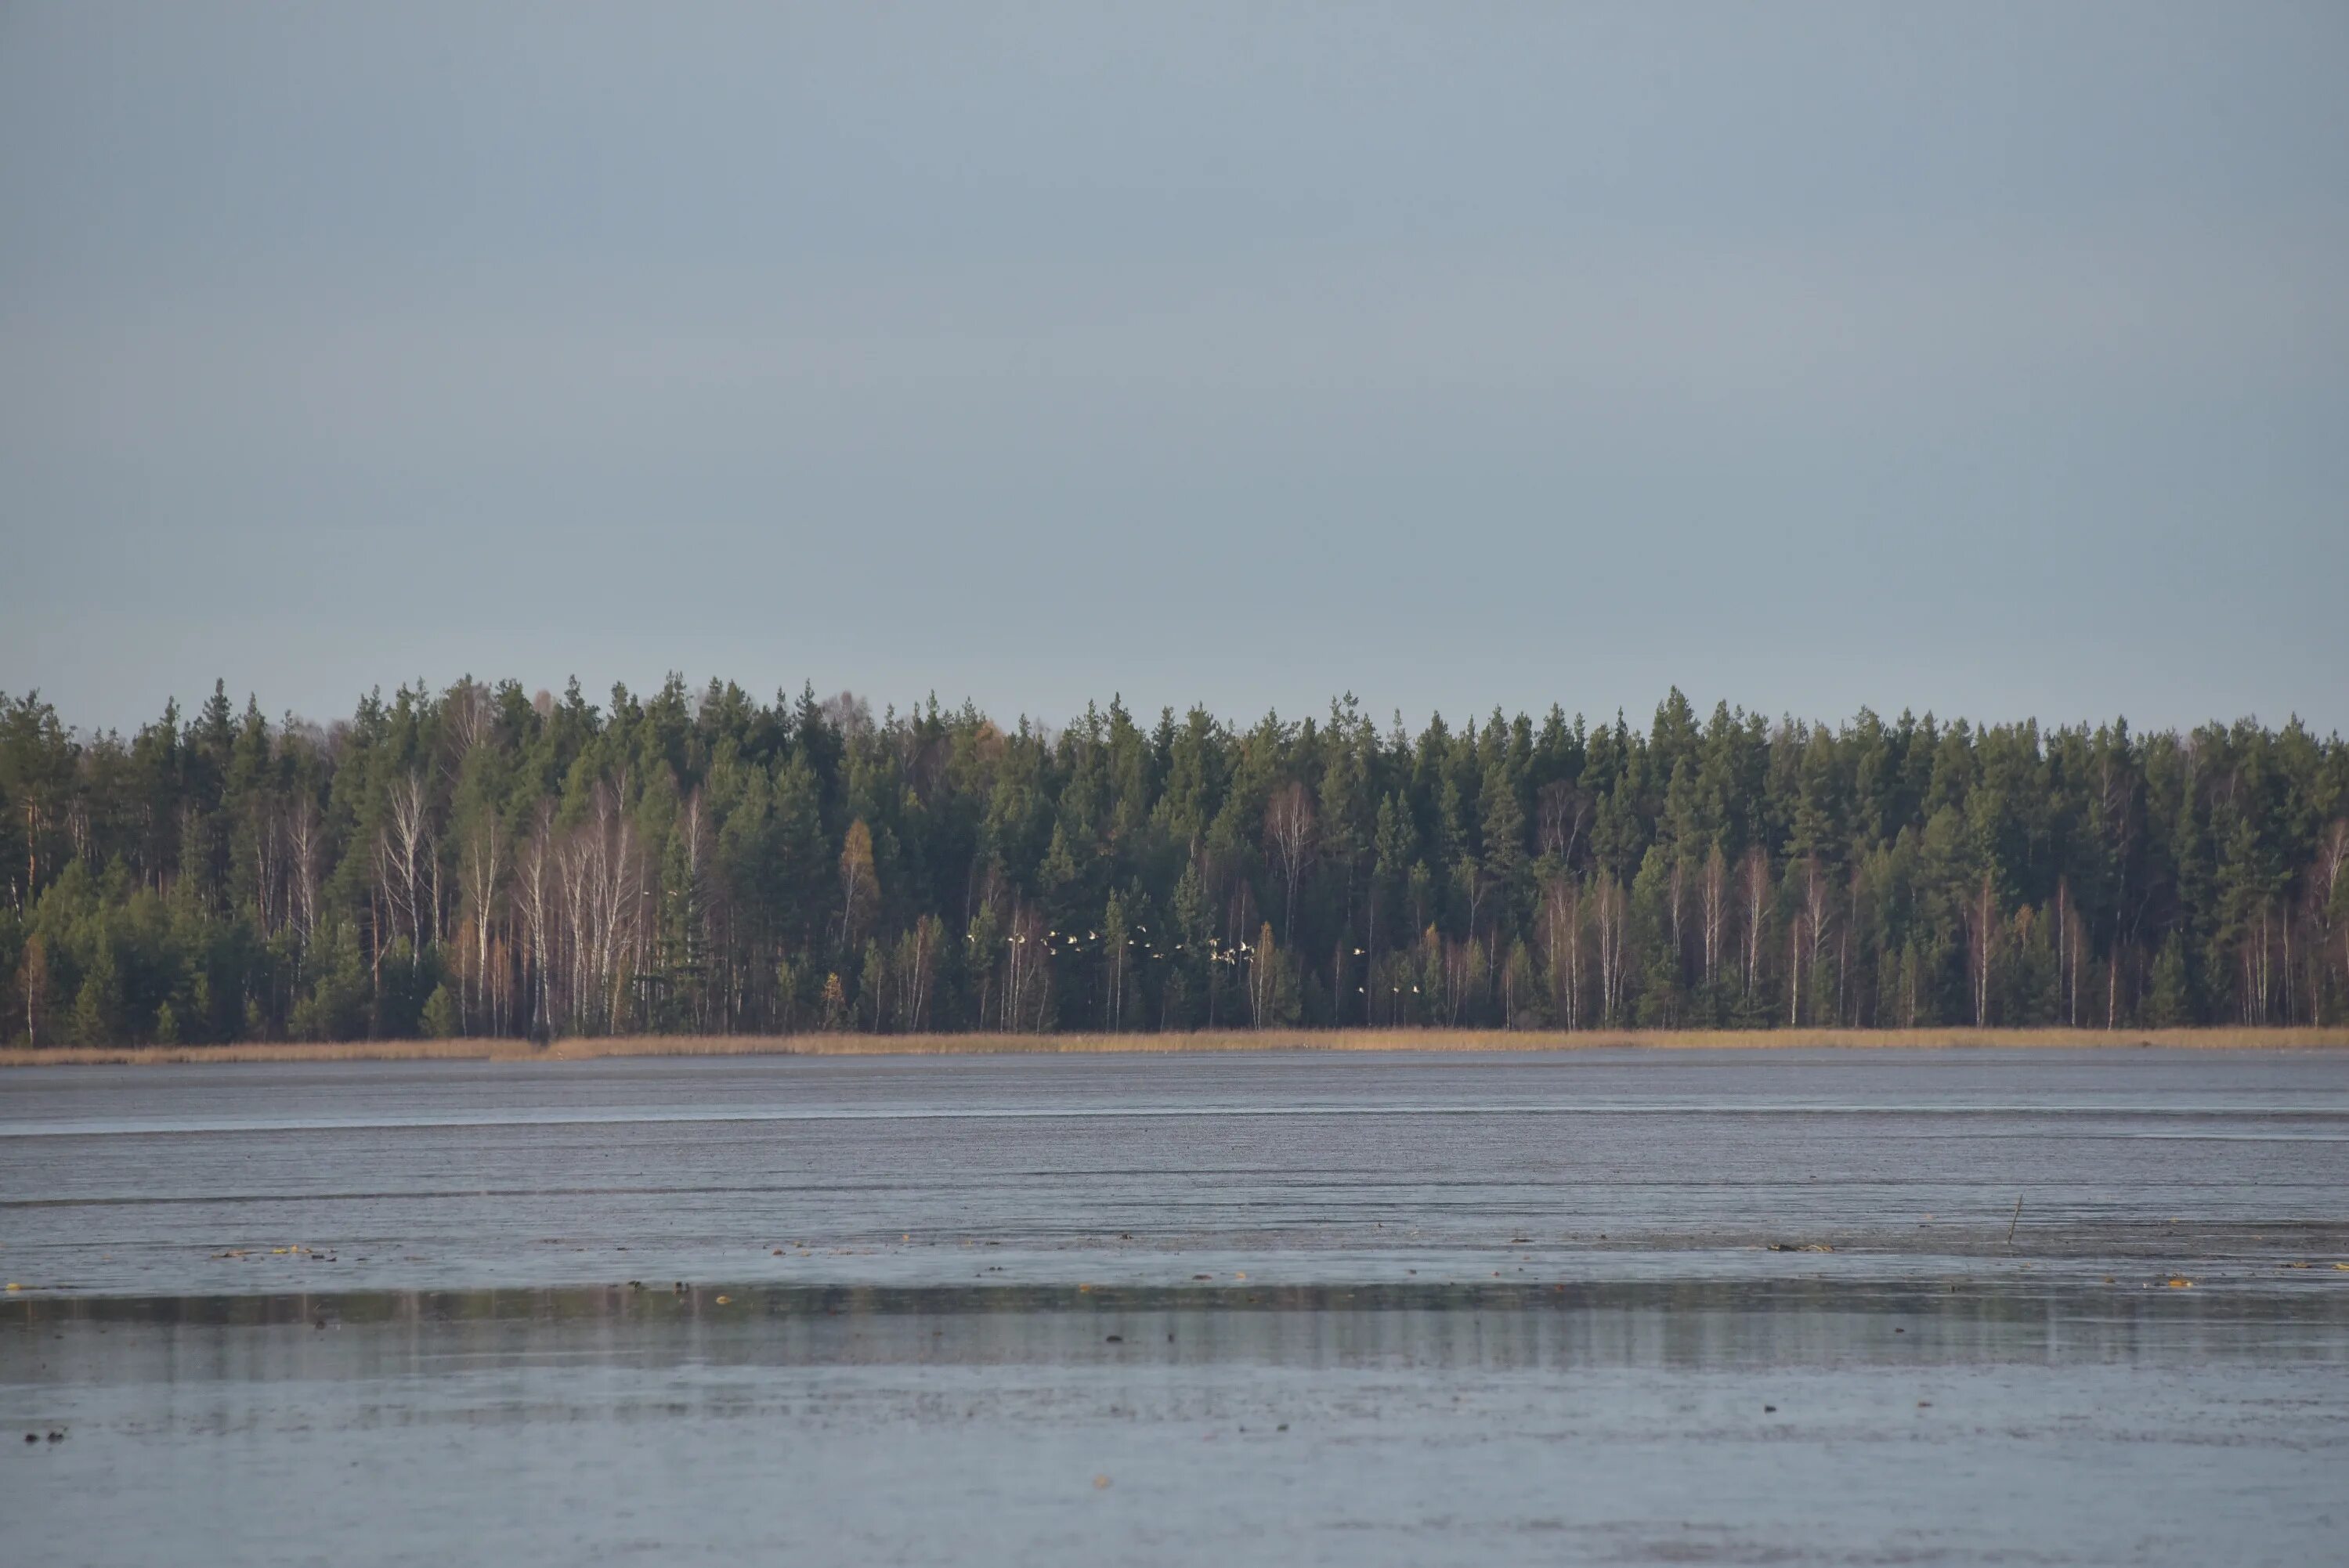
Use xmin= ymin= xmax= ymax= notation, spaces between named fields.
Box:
xmin=3 ymin=2 xmax=2345 ymax=738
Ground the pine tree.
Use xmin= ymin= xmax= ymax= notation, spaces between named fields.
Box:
xmin=2146 ymin=934 xmax=2192 ymax=1026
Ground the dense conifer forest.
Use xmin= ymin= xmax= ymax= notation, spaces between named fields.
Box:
xmin=2 ymin=679 xmax=2344 ymax=1046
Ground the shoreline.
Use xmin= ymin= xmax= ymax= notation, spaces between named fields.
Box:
xmin=4 ymin=1025 xmax=2346 ymax=1067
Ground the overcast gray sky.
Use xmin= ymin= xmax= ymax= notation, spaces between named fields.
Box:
xmin=4 ymin=2 xmax=2344 ymax=735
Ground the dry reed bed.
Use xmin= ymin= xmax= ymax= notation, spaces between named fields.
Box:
xmin=4 ymin=1026 xmax=2344 ymax=1068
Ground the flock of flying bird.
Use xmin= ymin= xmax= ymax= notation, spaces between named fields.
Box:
xmin=963 ymin=927 xmax=1418 ymax=995
xmin=967 ymin=923 xmax=1228 ymax=963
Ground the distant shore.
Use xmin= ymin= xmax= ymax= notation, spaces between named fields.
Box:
xmin=4 ymin=1026 xmax=2345 ymax=1067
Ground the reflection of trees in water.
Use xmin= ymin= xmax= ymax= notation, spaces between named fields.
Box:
xmin=25 ymin=1276 xmax=2344 ymax=1378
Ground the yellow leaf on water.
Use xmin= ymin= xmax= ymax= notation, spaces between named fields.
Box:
xmin=2166 ymin=1278 xmax=2193 ymax=1288
xmin=3 ymin=1283 xmax=19 ymax=1292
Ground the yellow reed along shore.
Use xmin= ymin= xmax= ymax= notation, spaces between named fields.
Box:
xmin=3 ymin=1026 xmax=2345 ymax=1066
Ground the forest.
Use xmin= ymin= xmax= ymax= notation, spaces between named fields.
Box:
xmin=2 ymin=679 xmax=2345 ymax=1047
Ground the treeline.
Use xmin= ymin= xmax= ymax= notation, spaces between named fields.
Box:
xmin=2 ymin=680 xmax=2345 ymax=1046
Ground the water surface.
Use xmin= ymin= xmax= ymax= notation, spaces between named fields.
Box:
xmin=5 ymin=1049 xmax=2344 ymax=1564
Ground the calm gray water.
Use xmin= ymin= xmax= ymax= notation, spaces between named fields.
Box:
xmin=5 ymin=1049 xmax=2347 ymax=1564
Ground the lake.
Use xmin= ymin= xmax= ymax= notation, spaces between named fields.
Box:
xmin=5 ymin=1048 xmax=2346 ymax=1564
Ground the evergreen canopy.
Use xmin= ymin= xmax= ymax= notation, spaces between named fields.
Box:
xmin=2 ymin=679 xmax=2344 ymax=1045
